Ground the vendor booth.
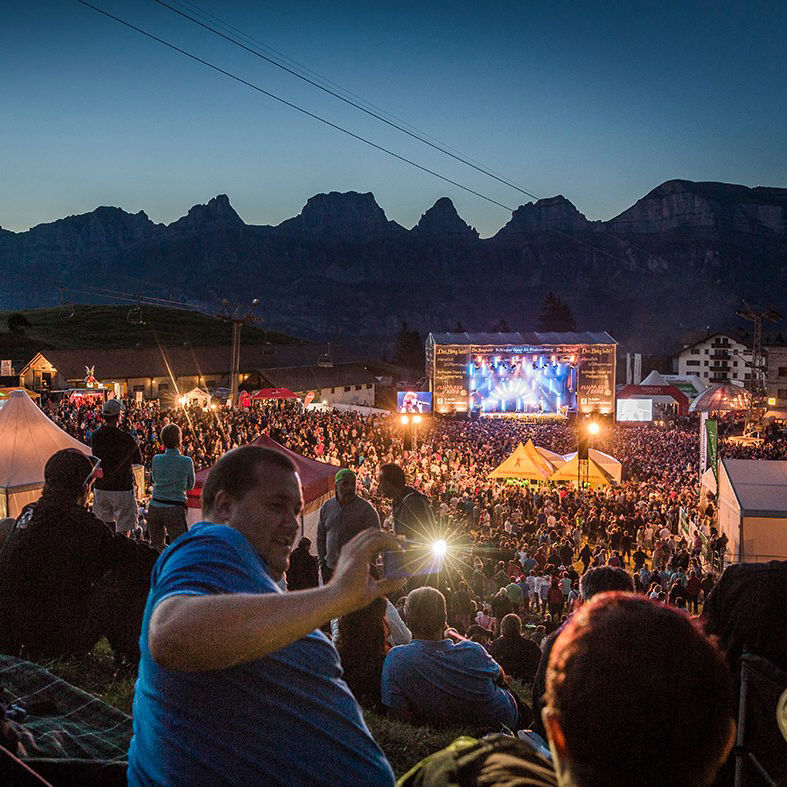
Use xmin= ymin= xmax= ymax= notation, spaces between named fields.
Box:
xmin=489 ymin=440 xmax=557 ymax=482
xmin=617 ymin=370 xmax=689 ymax=417
xmin=186 ymin=435 xmax=342 ymax=545
xmin=0 ymin=390 xmax=91 ymax=518
xmin=706 ymin=458 xmax=787 ymax=564
xmin=181 ymin=387 xmax=212 ymax=409
xmin=251 ymin=388 xmax=298 ymax=401
xmin=548 ymin=453 xmax=615 ymax=488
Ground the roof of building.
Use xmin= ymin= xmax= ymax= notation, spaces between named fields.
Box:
xmin=428 ymin=331 xmax=616 ymax=346
xmin=721 ymin=458 xmax=787 ymax=518
xmin=259 ymin=363 xmax=379 ymax=392
xmin=21 ymin=344 xmax=360 ymax=380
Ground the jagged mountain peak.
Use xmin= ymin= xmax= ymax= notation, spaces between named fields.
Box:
xmin=413 ymin=197 xmax=478 ymax=241
xmin=169 ymin=194 xmax=244 ymax=232
xmin=275 ymin=190 xmax=405 ymax=242
xmin=490 ymin=194 xmax=591 ymax=244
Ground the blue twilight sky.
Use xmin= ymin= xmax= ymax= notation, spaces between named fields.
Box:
xmin=2 ymin=0 xmax=786 ymax=237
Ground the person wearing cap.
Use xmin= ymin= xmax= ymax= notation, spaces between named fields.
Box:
xmin=90 ymin=397 xmax=143 ymax=534
xmin=317 ymin=469 xmax=380 ymax=584
xmin=0 ymin=449 xmax=158 ymax=661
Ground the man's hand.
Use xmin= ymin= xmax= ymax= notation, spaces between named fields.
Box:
xmin=328 ymin=529 xmax=405 ymax=615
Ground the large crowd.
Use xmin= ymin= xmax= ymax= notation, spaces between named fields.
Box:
xmin=1 ymin=395 xmax=784 ymax=784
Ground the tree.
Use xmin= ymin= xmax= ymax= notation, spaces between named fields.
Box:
xmin=7 ymin=312 xmax=31 ymax=334
xmin=537 ymin=293 xmax=576 ymax=332
xmin=393 ymin=322 xmax=424 ymax=370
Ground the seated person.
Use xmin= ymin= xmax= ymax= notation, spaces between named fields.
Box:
xmin=541 ymin=593 xmax=735 ymax=786
xmin=381 ymin=587 xmax=519 ymax=731
xmin=490 ymin=614 xmax=542 ymax=683
xmin=0 ymin=449 xmax=157 ymax=663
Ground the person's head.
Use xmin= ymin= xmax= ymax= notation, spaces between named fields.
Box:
xmin=335 ymin=468 xmax=357 ymax=505
xmin=579 ymin=565 xmax=634 ymax=601
xmin=43 ymin=449 xmax=101 ymax=506
xmin=465 ymin=624 xmax=492 ymax=645
xmin=543 ymin=593 xmax=735 ymax=787
xmin=102 ymin=398 xmax=122 ymax=423
xmin=160 ymin=423 xmax=182 ymax=450
xmin=201 ymin=446 xmax=302 ymax=580
xmin=297 ymin=536 xmax=311 ymax=552
xmin=404 ymin=587 xmax=447 ymax=640
xmin=500 ymin=613 xmax=522 ymax=639
xmin=378 ymin=463 xmax=406 ymax=498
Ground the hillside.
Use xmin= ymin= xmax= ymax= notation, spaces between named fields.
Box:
xmin=0 ymin=305 xmax=303 ymax=369
xmin=1 ymin=181 xmax=786 ymax=353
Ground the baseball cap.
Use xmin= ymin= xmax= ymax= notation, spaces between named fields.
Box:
xmin=44 ymin=449 xmax=102 ymax=494
xmin=102 ymin=398 xmax=123 ymax=416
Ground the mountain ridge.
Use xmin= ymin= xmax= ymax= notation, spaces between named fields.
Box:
xmin=1 ymin=180 xmax=785 ymax=354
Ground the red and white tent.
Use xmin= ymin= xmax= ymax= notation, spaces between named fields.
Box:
xmin=186 ymin=435 xmax=343 ymax=543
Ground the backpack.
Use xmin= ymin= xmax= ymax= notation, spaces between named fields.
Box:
xmin=398 ymin=734 xmax=556 ymax=786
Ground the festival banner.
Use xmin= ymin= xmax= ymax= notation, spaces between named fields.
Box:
xmin=706 ymin=418 xmax=718 ymax=484
xmin=698 ymin=411 xmax=708 ymax=480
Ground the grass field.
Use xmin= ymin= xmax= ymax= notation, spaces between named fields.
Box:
xmin=0 ymin=304 xmax=302 ymax=366
xmin=43 ymin=640 xmax=530 ymax=778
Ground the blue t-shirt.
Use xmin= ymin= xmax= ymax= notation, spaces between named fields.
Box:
xmin=128 ymin=523 xmax=394 ymax=786
xmin=381 ymin=639 xmax=518 ymax=730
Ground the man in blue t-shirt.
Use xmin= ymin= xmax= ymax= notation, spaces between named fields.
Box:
xmin=128 ymin=445 xmax=403 ymax=786
xmin=381 ymin=587 xmax=519 ymax=731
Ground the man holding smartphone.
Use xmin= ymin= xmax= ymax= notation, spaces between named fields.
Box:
xmin=128 ymin=445 xmax=403 ymax=786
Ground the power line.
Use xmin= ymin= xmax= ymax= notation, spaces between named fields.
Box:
xmin=76 ymin=0 xmax=517 ymax=213
xmin=150 ymin=0 xmax=542 ymax=201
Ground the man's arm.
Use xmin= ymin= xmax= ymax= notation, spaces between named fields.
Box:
xmin=148 ymin=528 xmax=403 ymax=672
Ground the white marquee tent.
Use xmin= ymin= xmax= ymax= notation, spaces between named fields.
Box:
xmin=0 ymin=390 xmax=91 ymax=518
xmin=705 ymin=458 xmax=787 ymax=564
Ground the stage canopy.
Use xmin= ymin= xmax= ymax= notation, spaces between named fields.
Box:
xmin=251 ymin=388 xmax=298 ymax=400
xmin=548 ymin=454 xmax=615 ymax=488
xmin=689 ymin=383 xmax=750 ymax=413
xmin=489 ymin=440 xmax=557 ymax=481
xmin=0 ymin=390 xmax=90 ymax=518
xmin=186 ymin=435 xmax=343 ymax=543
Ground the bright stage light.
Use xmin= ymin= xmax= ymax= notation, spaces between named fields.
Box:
xmin=588 ymin=422 xmax=600 ymax=435
xmin=432 ymin=539 xmax=447 ymax=557
xmin=413 ymin=414 xmax=422 ymax=424
xmin=400 ymin=414 xmax=410 ymax=424
xmin=178 ymin=396 xmax=188 ymax=406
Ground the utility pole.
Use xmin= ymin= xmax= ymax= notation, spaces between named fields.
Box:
xmin=221 ymin=298 xmax=261 ymax=408
xmin=735 ymin=301 xmax=781 ymax=437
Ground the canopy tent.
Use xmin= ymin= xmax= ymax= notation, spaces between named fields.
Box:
xmin=707 ymin=458 xmax=787 ymax=564
xmin=0 ymin=390 xmax=91 ymax=518
xmin=251 ymin=388 xmax=298 ymax=401
xmin=640 ymin=370 xmax=668 ymax=386
xmin=535 ymin=445 xmax=568 ymax=469
xmin=551 ymin=448 xmax=622 ymax=484
xmin=548 ymin=453 xmax=615 ymax=488
xmin=616 ymin=381 xmax=689 ymax=415
xmin=689 ymin=383 xmax=750 ymax=413
xmin=181 ymin=387 xmax=212 ymax=409
xmin=489 ymin=440 xmax=556 ymax=481
xmin=186 ymin=434 xmax=343 ymax=544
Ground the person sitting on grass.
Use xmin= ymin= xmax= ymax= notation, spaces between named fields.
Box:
xmin=490 ymin=613 xmax=543 ymax=684
xmin=381 ymin=587 xmax=519 ymax=731
xmin=540 ymin=593 xmax=735 ymax=787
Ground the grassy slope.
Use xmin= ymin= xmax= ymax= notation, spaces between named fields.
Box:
xmin=0 ymin=304 xmax=302 ymax=366
xmin=44 ymin=640 xmax=530 ymax=777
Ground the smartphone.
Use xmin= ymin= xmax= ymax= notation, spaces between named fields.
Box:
xmin=383 ymin=541 xmax=445 ymax=579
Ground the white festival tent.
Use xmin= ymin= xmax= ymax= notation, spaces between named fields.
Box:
xmin=0 ymin=390 xmax=91 ymax=518
xmin=703 ymin=458 xmax=787 ymax=564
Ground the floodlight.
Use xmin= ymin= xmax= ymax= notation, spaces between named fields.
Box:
xmin=588 ymin=422 xmax=600 ymax=435
xmin=413 ymin=414 xmax=422 ymax=424
xmin=178 ymin=396 xmax=188 ymax=406
xmin=432 ymin=539 xmax=447 ymax=557
xmin=400 ymin=414 xmax=410 ymax=424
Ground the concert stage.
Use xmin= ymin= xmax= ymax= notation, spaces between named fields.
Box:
xmin=426 ymin=331 xmax=617 ymax=417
